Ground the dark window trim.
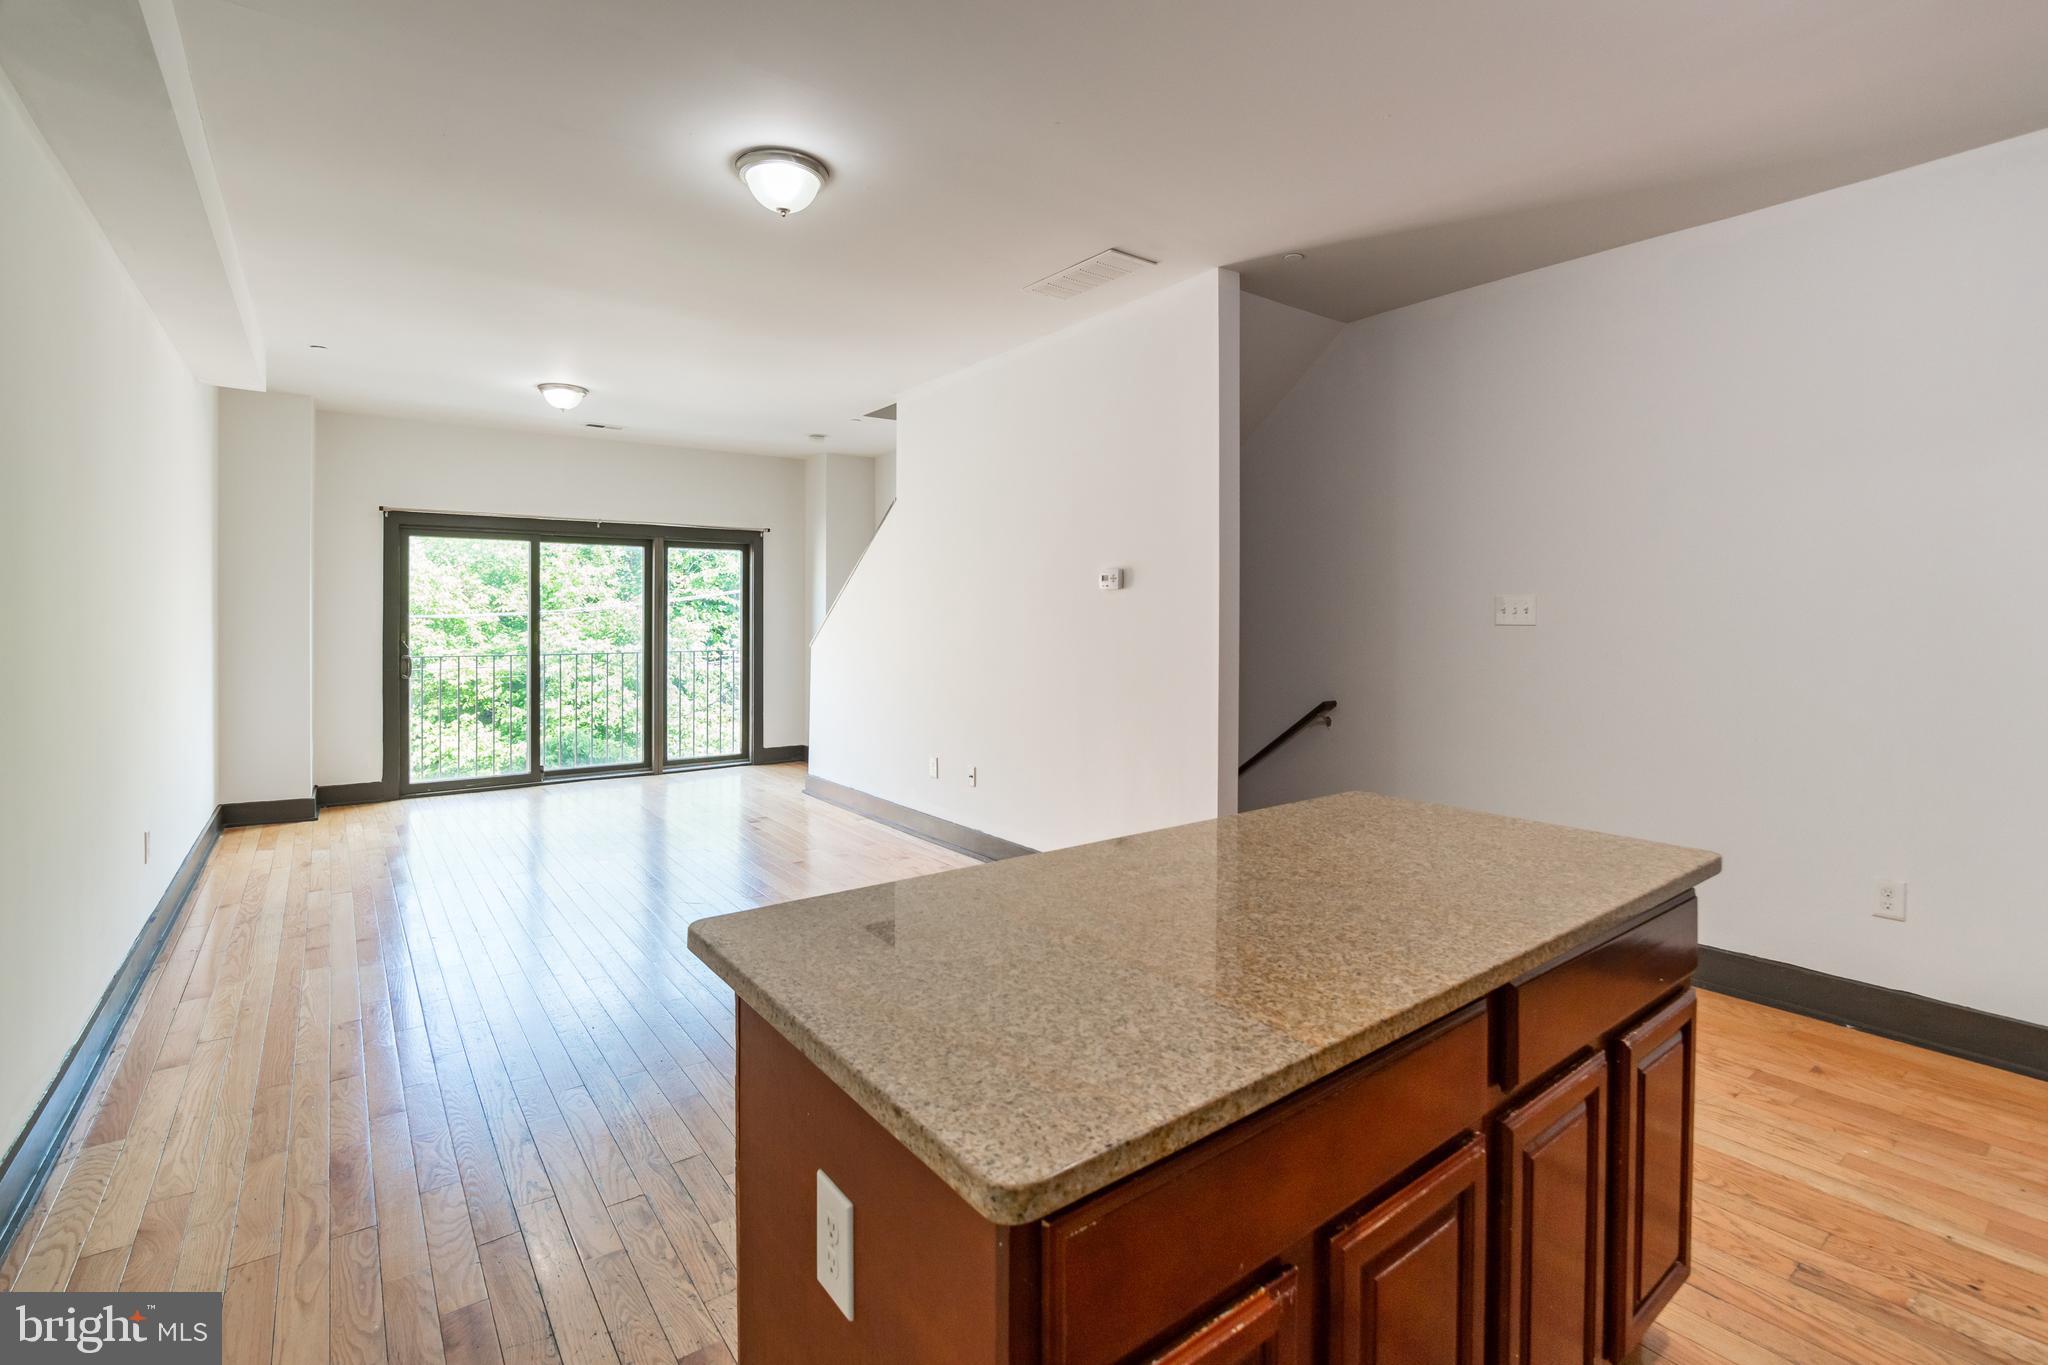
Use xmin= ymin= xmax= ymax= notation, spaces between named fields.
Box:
xmin=381 ymin=509 xmax=768 ymax=799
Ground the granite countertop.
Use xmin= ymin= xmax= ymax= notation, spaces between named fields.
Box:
xmin=686 ymin=791 xmax=1720 ymax=1225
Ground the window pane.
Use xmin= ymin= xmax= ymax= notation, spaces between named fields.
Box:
xmin=407 ymin=535 xmax=530 ymax=782
xmin=540 ymin=542 xmax=646 ymax=770
xmin=667 ymin=546 xmax=745 ymax=760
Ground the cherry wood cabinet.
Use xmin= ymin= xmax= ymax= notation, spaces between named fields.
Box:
xmin=1608 ymin=989 xmax=1697 ymax=1359
xmin=1324 ymin=1137 xmax=1486 ymax=1365
xmin=1145 ymin=1267 xmax=1302 ymax=1365
xmin=1494 ymin=1051 xmax=1609 ymax=1365
xmin=731 ymin=893 xmax=1700 ymax=1365
xmin=1041 ymin=1006 xmax=1491 ymax=1365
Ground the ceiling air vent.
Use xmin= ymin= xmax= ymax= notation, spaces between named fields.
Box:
xmin=1024 ymin=248 xmax=1157 ymax=300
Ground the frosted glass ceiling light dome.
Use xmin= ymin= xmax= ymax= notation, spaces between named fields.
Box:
xmin=537 ymin=383 xmax=588 ymax=411
xmin=735 ymin=148 xmax=828 ymax=217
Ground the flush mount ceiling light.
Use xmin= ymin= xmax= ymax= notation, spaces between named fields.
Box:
xmin=537 ymin=383 xmax=588 ymax=411
xmin=735 ymin=148 xmax=828 ymax=217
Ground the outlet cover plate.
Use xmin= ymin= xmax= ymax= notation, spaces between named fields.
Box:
xmin=816 ymin=1169 xmax=853 ymax=1319
xmin=1875 ymin=879 xmax=1907 ymax=922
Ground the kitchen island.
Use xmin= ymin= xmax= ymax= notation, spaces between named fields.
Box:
xmin=687 ymin=791 xmax=1720 ymax=1364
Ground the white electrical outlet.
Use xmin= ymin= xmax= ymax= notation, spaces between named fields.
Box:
xmin=816 ymin=1169 xmax=853 ymax=1320
xmin=1494 ymin=593 xmax=1537 ymax=626
xmin=1875 ymin=879 xmax=1907 ymax=922
xmin=927 ymin=756 xmax=939 ymax=779
xmin=967 ymin=766 xmax=978 ymax=788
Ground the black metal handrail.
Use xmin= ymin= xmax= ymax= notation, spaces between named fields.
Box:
xmin=1238 ymin=699 xmax=1336 ymax=775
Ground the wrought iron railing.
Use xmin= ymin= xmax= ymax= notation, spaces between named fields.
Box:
xmin=408 ymin=648 xmax=742 ymax=781
xmin=667 ymin=647 xmax=743 ymax=761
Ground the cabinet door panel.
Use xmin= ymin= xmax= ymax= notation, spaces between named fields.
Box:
xmin=1609 ymin=990 xmax=1697 ymax=1358
xmin=1495 ymin=1052 xmax=1607 ymax=1365
xmin=1326 ymin=1136 xmax=1485 ymax=1365
xmin=1146 ymin=1266 xmax=1300 ymax=1365
xmin=1043 ymin=1006 xmax=1489 ymax=1365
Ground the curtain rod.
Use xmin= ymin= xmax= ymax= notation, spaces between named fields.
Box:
xmin=378 ymin=505 xmax=771 ymax=533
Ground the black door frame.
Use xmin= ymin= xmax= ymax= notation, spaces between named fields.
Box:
xmin=381 ymin=509 xmax=766 ymax=798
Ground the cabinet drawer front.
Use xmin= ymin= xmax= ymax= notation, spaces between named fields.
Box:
xmin=1503 ymin=894 xmax=1696 ymax=1090
xmin=1326 ymin=1136 xmax=1486 ymax=1365
xmin=1145 ymin=1266 xmax=1301 ymax=1365
xmin=1609 ymin=989 xmax=1698 ymax=1359
xmin=1043 ymin=1005 xmax=1491 ymax=1365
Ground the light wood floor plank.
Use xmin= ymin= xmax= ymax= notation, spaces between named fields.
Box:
xmin=513 ymin=1198 xmax=616 ymax=1365
xmin=12 ymin=1141 xmax=123 ymax=1291
xmin=331 ymin=1226 xmax=388 ymax=1365
xmin=475 ymin=1233 xmax=552 ymax=1352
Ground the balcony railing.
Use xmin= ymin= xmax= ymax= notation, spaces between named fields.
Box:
xmin=408 ymin=648 xmax=743 ymax=781
xmin=667 ymin=646 xmax=744 ymax=761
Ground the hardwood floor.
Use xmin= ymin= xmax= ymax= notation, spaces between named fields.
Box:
xmin=3 ymin=763 xmax=2044 ymax=1364
xmin=0 ymin=763 xmax=971 ymax=1365
xmin=1643 ymin=993 xmax=2048 ymax=1365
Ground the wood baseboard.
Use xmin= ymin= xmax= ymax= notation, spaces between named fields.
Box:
xmin=1697 ymin=946 xmax=2047 ymax=1081
xmin=315 ymin=781 xmax=388 ymax=809
xmin=756 ymin=744 xmax=810 ymax=765
xmin=803 ymin=774 xmax=1035 ymax=863
xmin=0 ymin=807 xmax=222 ymax=1262
xmin=221 ymin=796 xmax=317 ymax=827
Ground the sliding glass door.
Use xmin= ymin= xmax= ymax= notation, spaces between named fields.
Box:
xmin=386 ymin=513 xmax=759 ymax=795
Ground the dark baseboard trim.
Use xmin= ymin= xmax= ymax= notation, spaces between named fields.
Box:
xmin=316 ymin=781 xmax=390 ymax=809
xmin=756 ymin=745 xmax=809 ymax=765
xmin=803 ymin=774 xmax=1035 ymax=863
xmin=221 ymin=796 xmax=318 ymax=827
xmin=0 ymin=806 xmax=223 ymax=1263
xmin=1698 ymin=946 xmax=2047 ymax=1082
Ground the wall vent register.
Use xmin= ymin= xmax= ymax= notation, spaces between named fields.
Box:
xmin=1025 ymin=248 xmax=1157 ymax=299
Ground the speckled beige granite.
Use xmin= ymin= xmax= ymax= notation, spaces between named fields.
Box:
xmin=687 ymin=791 xmax=1719 ymax=1225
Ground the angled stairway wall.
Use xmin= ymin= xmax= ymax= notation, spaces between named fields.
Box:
xmin=810 ymin=269 xmax=1241 ymax=852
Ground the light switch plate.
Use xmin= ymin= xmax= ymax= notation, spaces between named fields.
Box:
xmin=816 ymin=1169 xmax=853 ymax=1320
xmin=1494 ymin=593 xmax=1537 ymax=626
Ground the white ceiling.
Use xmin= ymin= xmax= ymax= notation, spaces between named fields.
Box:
xmin=0 ymin=0 xmax=262 ymax=388
xmin=35 ymin=0 xmax=2048 ymax=454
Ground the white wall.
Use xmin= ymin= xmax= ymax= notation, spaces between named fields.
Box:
xmin=825 ymin=454 xmax=876 ymax=613
xmin=805 ymin=452 xmax=828 ymax=638
xmin=804 ymin=452 xmax=878 ymax=637
xmin=1242 ymin=130 xmax=2048 ymax=1025
xmin=313 ymin=412 xmax=808 ymax=785
xmin=1238 ymin=293 xmax=1342 ymax=436
xmin=0 ymin=74 xmax=218 ymax=1141
xmin=217 ymin=388 xmax=314 ymax=804
xmin=811 ymin=270 xmax=1240 ymax=851
xmin=873 ymin=446 xmax=897 ymax=526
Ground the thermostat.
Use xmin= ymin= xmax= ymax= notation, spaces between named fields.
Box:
xmin=1098 ymin=568 xmax=1125 ymax=591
